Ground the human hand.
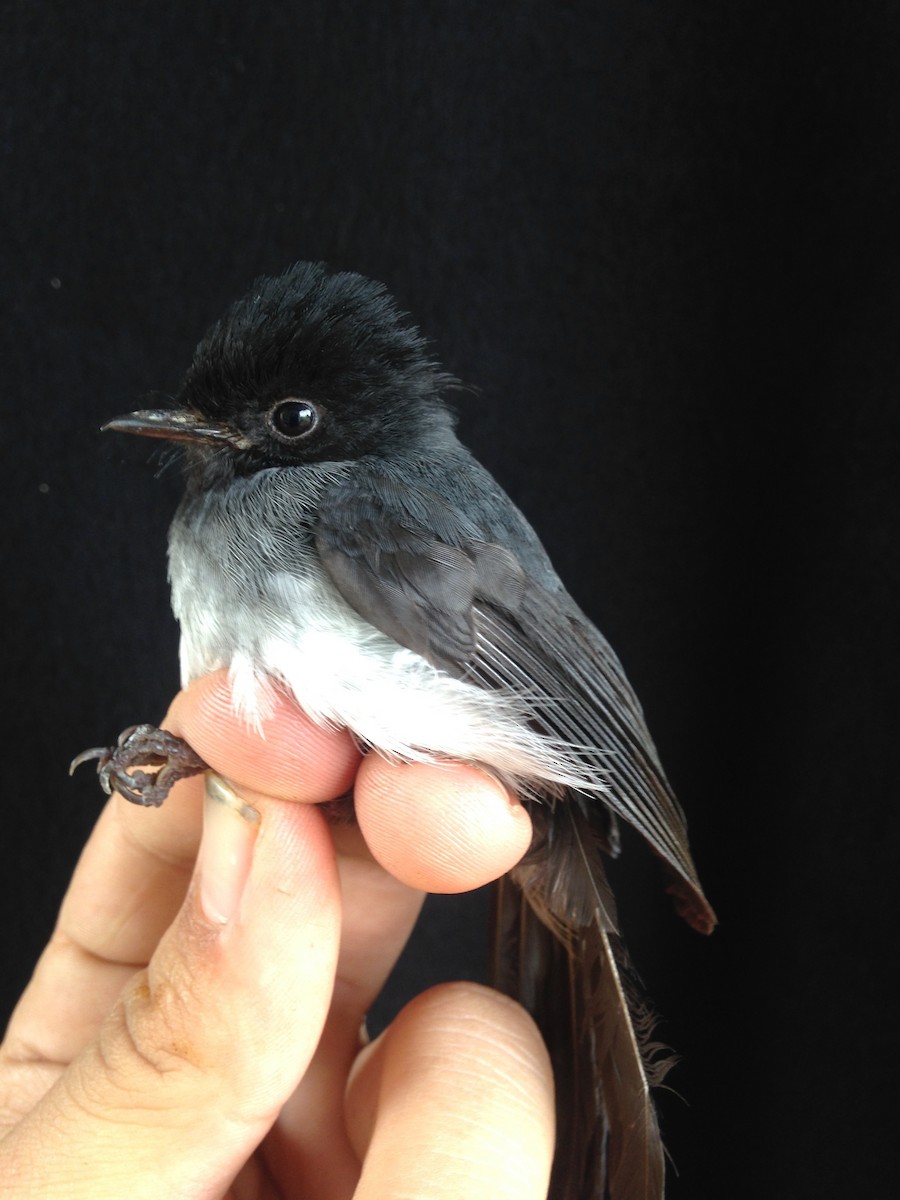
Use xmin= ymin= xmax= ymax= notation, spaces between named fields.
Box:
xmin=0 ymin=671 xmax=555 ymax=1199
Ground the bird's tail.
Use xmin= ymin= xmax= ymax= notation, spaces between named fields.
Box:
xmin=491 ymin=795 xmax=673 ymax=1200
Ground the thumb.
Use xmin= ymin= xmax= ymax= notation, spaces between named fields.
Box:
xmin=3 ymin=776 xmax=341 ymax=1200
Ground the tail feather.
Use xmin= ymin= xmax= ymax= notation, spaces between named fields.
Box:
xmin=492 ymin=795 xmax=672 ymax=1200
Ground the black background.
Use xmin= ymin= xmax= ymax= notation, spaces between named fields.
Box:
xmin=2 ymin=4 xmax=897 ymax=1197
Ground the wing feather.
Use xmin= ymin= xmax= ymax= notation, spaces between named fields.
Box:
xmin=474 ymin=601 xmax=714 ymax=929
xmin=316 ymin=464 xmax=716 ymax=1197
xmin=316 ymin=465 xmax=715 ymax=932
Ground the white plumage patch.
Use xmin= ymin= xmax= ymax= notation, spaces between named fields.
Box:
xmin=168 ymin=471 xmax=607 ymax=797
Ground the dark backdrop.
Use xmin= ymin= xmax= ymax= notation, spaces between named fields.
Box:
xmin=2 ymin=4 xmax=897 ymax=1198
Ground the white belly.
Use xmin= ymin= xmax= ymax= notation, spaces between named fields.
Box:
xmin=174 ymin=560 xmax=597 ymax=795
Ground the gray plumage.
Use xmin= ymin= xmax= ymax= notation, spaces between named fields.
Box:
xmin=106 ymin=262 xmax=716 ymax=1200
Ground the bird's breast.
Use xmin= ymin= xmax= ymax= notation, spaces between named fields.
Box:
xmin=166 ymin=473 xmax=598 ymax=793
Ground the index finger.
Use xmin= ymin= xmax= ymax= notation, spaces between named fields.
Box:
xmin=65 ymin=671 xmax=360 ymax=966
xmin=167 ymin=670 xmax=360 ymax=805
xmin=1 ymin=673 xmax=361 ymax=1089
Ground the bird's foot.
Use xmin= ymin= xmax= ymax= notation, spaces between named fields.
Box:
xmin=70 ymin=724 xmax=208 ymax=807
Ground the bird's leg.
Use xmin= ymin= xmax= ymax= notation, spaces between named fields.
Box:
xmin=319 ymin=788 xmax=357 ymax=824
xmin=70 ymin=724 xmax=208 ymax=808
xmin=72 ymin=725 xmax=359 ymax=820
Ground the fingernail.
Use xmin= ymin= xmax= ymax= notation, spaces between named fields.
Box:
xmin=199 ymin=772 xmax=260 ymax=925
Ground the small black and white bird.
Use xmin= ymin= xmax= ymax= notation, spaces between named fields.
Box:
xmin=84 ymin=262 xmax=715 ymax=1200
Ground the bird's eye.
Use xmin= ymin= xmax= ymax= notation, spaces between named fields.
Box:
xmin=269 ymin=399 xmax=320 ymax=440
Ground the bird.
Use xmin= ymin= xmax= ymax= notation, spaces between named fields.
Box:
xmin=76 ymin=261 xmax=715 ymax=1200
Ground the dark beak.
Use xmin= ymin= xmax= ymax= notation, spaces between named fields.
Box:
xmin=102 ymin=409 xmax=244 ymax=447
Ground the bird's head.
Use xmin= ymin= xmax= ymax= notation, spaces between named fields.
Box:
xmin=105 ymin=262 xmax=458 ymax=486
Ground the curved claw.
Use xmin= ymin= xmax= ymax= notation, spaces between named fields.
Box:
xmin=69 ymin=746 xmax=114 ymax=778
xmin=70 ymin=724 xmax=208 ymax=808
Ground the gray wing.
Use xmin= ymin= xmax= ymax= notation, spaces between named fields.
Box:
xmin=315 ymin=467 xmax=714 ymax=932
xmin=315 ymin=469 xmax=526 ymax=673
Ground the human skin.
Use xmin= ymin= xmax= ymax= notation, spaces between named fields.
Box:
xmin=0 ymin=671 xmax=555 ymax=1199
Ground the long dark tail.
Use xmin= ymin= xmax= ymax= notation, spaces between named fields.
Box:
xmin=491 ymin=794 xmax=672 ymax=1200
